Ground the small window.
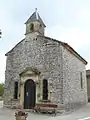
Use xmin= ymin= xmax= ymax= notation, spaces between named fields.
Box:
xmin=14 ymin=82 xmax=18 ymax=99
xmin=43 ymin=79 xmax=48 ymax=100
xmin=39 ymin=24 xmax=42 ymax=28
xmin=80 ymin=72 xmax=83 ymax=89
xmin=30 ymin=23 xmax=34 ymax=32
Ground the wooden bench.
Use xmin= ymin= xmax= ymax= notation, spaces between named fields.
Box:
xmin=33 ymin=103 xmax=57 ymax=115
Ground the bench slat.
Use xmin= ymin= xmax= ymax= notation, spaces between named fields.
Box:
xmin=36 ymin=103 xmax=57 ymax=108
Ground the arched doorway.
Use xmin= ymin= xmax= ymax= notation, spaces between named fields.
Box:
xmin=24 ymin=79 xmax=36 ymax=109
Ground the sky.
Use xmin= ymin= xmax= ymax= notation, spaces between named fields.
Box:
xmin=0 ymin=0 xmax=90 ymax=83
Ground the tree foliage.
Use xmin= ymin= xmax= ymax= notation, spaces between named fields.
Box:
xmin=0 ymin=83 xmax=4 ymax=96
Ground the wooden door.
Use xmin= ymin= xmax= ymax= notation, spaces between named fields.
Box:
xmin=24 ymin=79 xmax=36 ymax=109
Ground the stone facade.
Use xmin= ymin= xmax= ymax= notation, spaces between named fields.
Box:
xmin=62 ymin=45 xmax=87 ymax=111
xmin=4 ymin=10 xmax=87 ymax=112
xmin=86 ymin=70 xmax=90 ymax=102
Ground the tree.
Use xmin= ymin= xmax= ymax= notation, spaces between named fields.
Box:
xmin=0 ymin=83 xmax=4 ymax=96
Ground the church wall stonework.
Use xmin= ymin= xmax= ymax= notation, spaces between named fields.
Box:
xmin=4 ymin=34 xmax=87 ymax=111
xmin=62 ymin=45 xmax=87 ymax=111
xmin=86 ymin=70 xmax=90 ymax=101
xmin=4 ymin=34 xmax=63 ymax=107
xmin=4 ymin=10 xmax=87 ymax=112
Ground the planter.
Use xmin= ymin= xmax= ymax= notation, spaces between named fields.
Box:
xmin=15 ymin=111 xmax=28 ymax=120
xmin=15 ymin=116 xmax=26 ymax=120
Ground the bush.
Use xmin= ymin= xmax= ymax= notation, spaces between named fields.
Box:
xmin=0 ymin=83 xmax=4 ymax=97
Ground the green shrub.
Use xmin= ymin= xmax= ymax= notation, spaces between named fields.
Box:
xmin=0 ymin=83 xmax=4 ymax=97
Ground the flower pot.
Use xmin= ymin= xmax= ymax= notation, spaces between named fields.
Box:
xmin=15 ymin=115 xmax=26 ymax=120
xmin=15 ymin=111 xmax=28 ymax=120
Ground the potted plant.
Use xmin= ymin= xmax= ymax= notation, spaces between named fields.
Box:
xmin=15 ymin=110 xmax=28 ymax=120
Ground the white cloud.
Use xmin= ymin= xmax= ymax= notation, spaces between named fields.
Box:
xmin=46 ymin=25 xmax=90 ymax=49
xmin=86 ymin=62 xmax=90 ymax=70
xmin=0 ymin=0 xmax=90 ymax=83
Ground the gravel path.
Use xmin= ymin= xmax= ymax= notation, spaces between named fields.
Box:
xmin=0 ymin=101 xmax=52 ymax=120
xmin=1 ymin=101 xmax=90 ymax=120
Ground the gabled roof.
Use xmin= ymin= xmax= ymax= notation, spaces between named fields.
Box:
xmin=25 ymin=9 xmax=46 ymax=27
xmin=62 ymin=42 xmax=87 ymax=65
xmin=5 ymin=39 xmax=25 ymax=56
xmin=38 ymin=35 xmax=87 ymax=65
xmin=5 ymin=35 xmax=87 ymax=65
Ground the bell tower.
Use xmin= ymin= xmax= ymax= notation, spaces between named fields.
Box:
xmin=25 ymin=8 xmax=46 ymax=36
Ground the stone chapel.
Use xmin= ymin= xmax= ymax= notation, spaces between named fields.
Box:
xmin=4 ymin=9 xmax=88 ymax=112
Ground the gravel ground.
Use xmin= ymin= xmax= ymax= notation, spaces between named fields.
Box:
xmin=0 ymin=101 xmax=90 ymax=120
xmin=0 ymin=101 xmax=52 ymax=120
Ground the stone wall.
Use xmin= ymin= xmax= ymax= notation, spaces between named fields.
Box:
xmin=4 ymin=33 xmax=63 ymax=107
xmin=4 ymin=54 xmax=15 ymax=105
xmin=87 ymin=76 xmax=90 ymax=101
xmin=4 ymin=33 xmax=87 ymax=110
xmin=86 ymin=70 xmax=90 ymax=102
xmin=62 ymin=45 xmax=87 ymax=111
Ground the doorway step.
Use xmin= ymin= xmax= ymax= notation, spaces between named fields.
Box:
xmin=10 ymin=99 xmax=21 ymax=109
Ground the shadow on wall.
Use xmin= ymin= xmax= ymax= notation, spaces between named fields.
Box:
xmin=88 ymin=99 xmax=90 ymax=102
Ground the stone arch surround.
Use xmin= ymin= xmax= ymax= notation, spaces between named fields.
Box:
xmin=19 ymin=67 xmax=42 ymax=108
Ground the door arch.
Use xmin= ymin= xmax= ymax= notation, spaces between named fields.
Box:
xmin=24 ymin=79 xmax=36 ymax=109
